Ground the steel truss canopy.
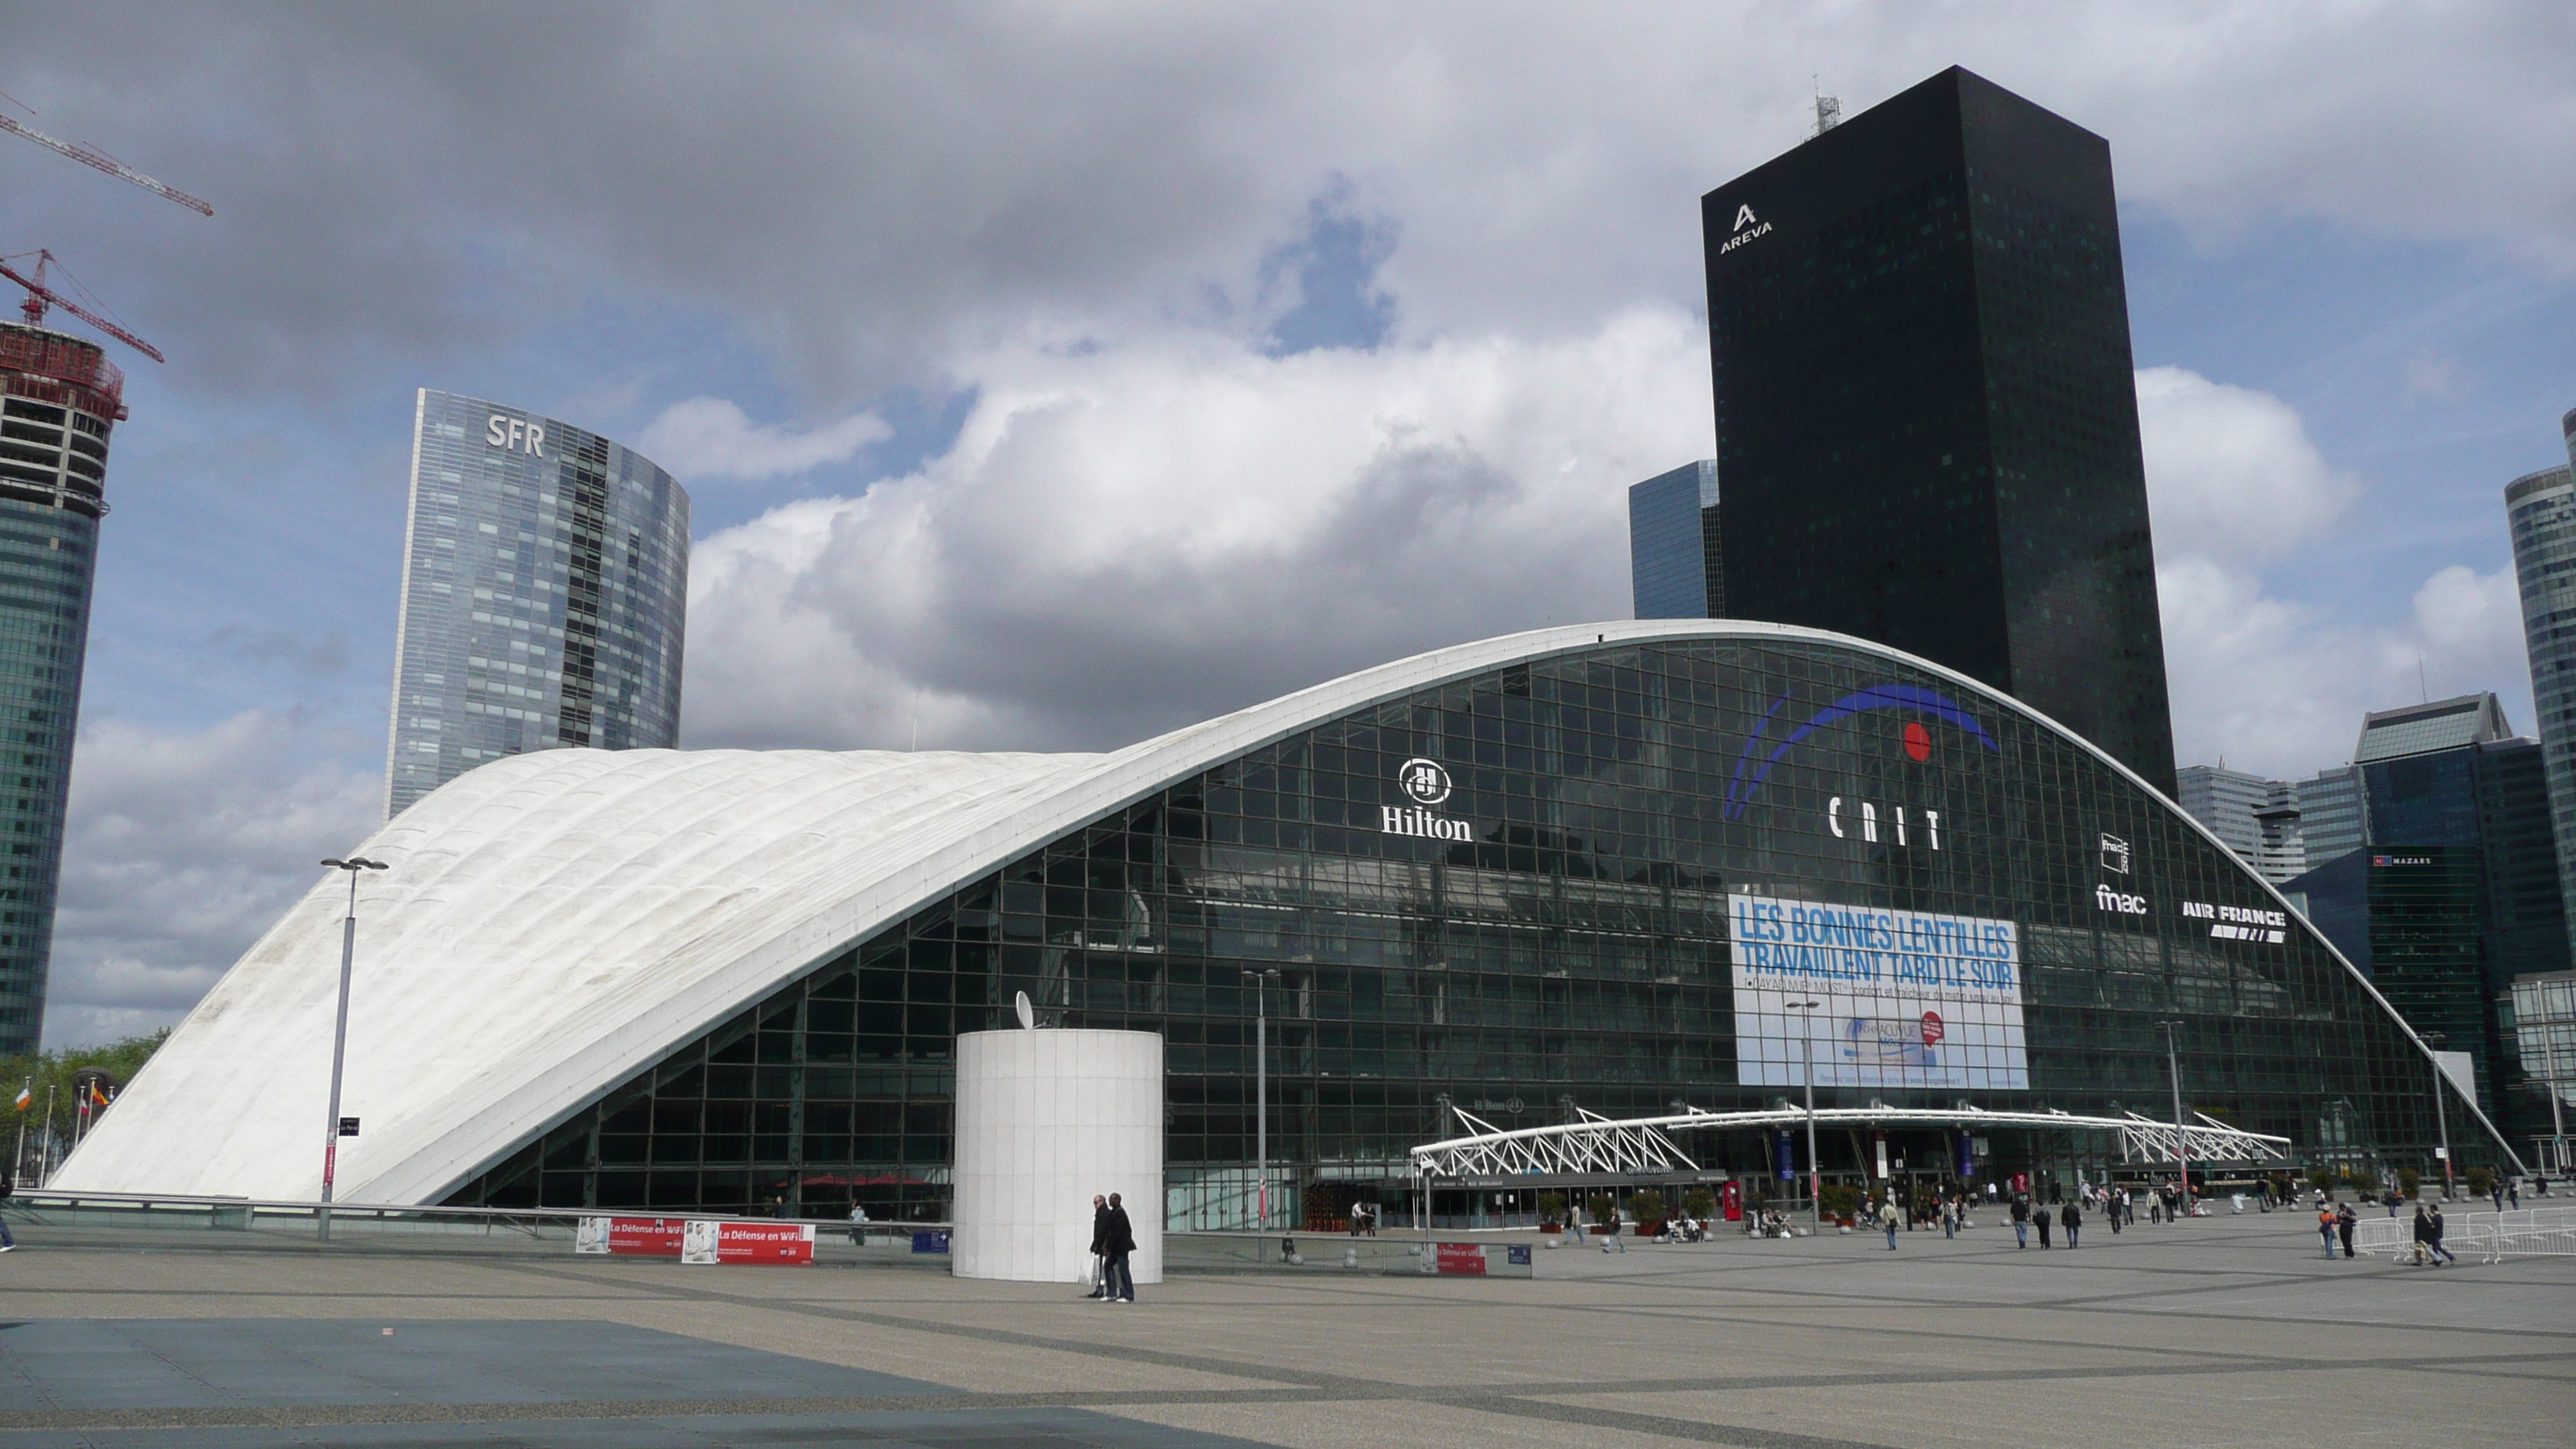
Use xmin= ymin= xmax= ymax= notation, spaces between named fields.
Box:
xmin=1408 ymin=1104 xmax=2291 ymax=1181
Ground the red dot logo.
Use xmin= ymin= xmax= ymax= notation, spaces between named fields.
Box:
xmin=1920 ymin=1011 xmax=1945 ymax=1046
xmin=1903 ymin=721 xmax=1931 ymax=762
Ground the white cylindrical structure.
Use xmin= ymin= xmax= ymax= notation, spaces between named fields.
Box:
xmin=952 ymin=1028 xmax=1163 ymax=1283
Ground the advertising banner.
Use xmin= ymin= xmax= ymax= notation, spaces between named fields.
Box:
xmin=678 ymin=1220 xmax=816 ymax=1266
xmin=1729 ymin=892 xmax=2027 ymax=1090
xmin=572 ymin=1216 xmax=687 ymax=1257
xmin=1434 ymin=1242 xmax=1487 ymax=1276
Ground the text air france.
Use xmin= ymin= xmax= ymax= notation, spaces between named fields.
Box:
xmin=1728 ymin=892 xmax=2018 ymax=997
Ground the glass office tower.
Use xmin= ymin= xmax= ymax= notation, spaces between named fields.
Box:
xmin=0 ymin=324 xmax=115 ymax=1054
xmin=385 ymin=390 xmax=690 ymax=817
xmin=1628 ymin=460 xmax=1721 ymax=619
xmin=1701 ymin=67 xmax=2177 ymax=794
xmin=2508 ymin=447 xmax=2576 ymax=963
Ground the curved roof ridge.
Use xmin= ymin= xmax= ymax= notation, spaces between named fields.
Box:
xmin=58 ymin=618 xmax=2518 ymax=1201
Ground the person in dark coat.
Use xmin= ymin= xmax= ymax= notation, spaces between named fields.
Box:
xmin=2334 ymin=1201 xmax=2358 ymax=1259
xmin=2409 ymin=1204 xmax=2434 ymax=1266
xmin=1082 ymin=1194 xmax=1109 ymax=1299
xmin=2060 ymin=1201 xmax=2081 ymax=1248
xmin=2034 ymin=1200 xmax=2052 ymax=1249
xmin=2009 ymin=1194 xmax=2030 ymax=1249
xmin=2427 ymin=1204 xmax=2456 ymax=1265
xmin=1102 ymin=1192 xmax=1138 ymax=1303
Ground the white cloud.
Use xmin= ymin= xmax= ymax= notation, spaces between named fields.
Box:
xmin=683 ymin=308 xmax=1711 ymax=751
xmin=2137 ymin=365 xmax=2358 ymax=560
xmin=9 ymin=5 xmax=2571 ymax=397
xmin=638 ymin=397 xmax=892 ymax=482
xmin=45 ymin=712 xmax=382 ymax=1050
xmin=2144 ymin=370 xmax=2533 ymax=776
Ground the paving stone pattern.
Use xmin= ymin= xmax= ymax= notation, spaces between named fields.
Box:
xmin=0 ymin=1210 xmax=2565 ymax=1447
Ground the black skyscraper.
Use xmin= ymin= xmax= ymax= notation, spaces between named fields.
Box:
xmin=1702 ymin=67 xmax=2176 ymax=793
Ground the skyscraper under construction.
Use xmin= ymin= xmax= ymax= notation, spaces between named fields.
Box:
xmin=0 ymin=321 xmax=116 ymax=1054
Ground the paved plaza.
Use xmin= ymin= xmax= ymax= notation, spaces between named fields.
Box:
xmin=0 ymin=1209 xmax=2566 ymax=1447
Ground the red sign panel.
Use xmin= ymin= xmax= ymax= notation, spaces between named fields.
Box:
xmin=1434 ymin=1242 xmax=1487 ymax=1276
xmin=683 ymin=1220 xmax=815 ymax=1266
xmin=574 ymin=1216 xmax=687 ymax=1257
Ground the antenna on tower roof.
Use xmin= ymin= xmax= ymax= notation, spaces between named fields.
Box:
xmin=1811 ymin=76 xmax=1841 ymax=138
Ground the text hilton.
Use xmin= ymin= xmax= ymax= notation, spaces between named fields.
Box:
xmin=1380 ymin=806 xmax=1473 ymax=841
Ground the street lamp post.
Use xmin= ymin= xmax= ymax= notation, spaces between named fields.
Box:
xmin=1784 ymin=999 xmax=1822 ymax=1228
xmin=1242 ymin=968 xmax=1279 ymax=1231
xmin=2155 ymin=1020 xmax=2190 ymax=1214
xmin=2422 ymin=1033 xmax=2454 ymax=1199
xmin=317 ymin=857 xmax=388 ymax=1240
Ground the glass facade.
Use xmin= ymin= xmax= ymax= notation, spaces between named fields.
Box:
xmin=1702 ymin=67 xmax=2176 ymax=793
xmin=2506 ymin=460 xmax=2576 ymax=966
xmin=0 ymin=324 xmax=114 ymax=1055
xmin=443 ymin=635 xmax=2460 ymax=1221
xmin=385 ymin=391 xmax=690 ymax=817
xmin=1627 ymin=460 xmax=1720 ymax=620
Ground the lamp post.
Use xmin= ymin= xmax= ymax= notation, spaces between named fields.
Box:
xmin=1242 ymin=968 xmax=1279 ymax=1231
xmin=317 ymin=857 xmax=388 ymax=1239
xmin=2155 ymin=1020 xmax=2190 ymax=1214
xmin=1784 ymin=999 xmax=1822 ymax=1228
xmin=2423 ymin=1032 xmax=2455 ymax=1199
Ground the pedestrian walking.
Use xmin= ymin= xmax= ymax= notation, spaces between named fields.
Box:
xmin=1879 ymin=1196 xmax=1899 ymax=1250
xmin=2316 ymin=1202 xmax=2336 ymax=1259
xmin=847 ymin=1201 xmax=869 ymax=1247
xmin=2108 ymin=1192 xmax=2123 ymax=1235
xmin=2010 ymin=1194 xmax=2030 ymax=1249
xmin=1941 ymin=1197 xmax=1956 ymax=1239
xmin=0 ymin=1168 xmax=16 ymax=1252
xmin=2427 ymin=1204 xmax=2456 ymax=1265
xmin=2489 ymin=1180 xmax=2505 ymax=1213
xmin=1102 ymin=1191 xmax=1137 ymax=1302
xmin=1082 ymin=1194 xmax=1110 ymax=1300
xmin=2334 ymin=1201 xmax=2357 ymax=1259
xmin=2508 ymin=1178 xmax=2520 ymax=1209
xmin=2034 ymin=1201 xmax=2052 ymax=1249
xmin=2060 ymin=1201 xmax=2081 ymax=1249
xmin=2409 ymin=1204 xmax=2433 ymax=1266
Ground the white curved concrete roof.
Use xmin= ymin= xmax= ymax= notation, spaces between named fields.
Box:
xmin=58 ymin=619 xmax=2512 ymax=1200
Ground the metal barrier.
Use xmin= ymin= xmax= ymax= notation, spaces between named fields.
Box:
xmin=1 ymin=1189 xmax=949 ymax=1262
xmin=2348 ymin=1205 xmax=2576 ymax=1263
xmin=2485 ymin=1207 xmax=2576 ymax=1262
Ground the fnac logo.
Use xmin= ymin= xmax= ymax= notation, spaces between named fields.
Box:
xmin=1723 ymin=683 xmax=1999 ymax=820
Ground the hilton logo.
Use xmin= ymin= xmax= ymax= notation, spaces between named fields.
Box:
xmin=1720 ymin=203 xmax=1773 ymax=254
xmin=1383 ymin=757 xmax=1472 ymax=841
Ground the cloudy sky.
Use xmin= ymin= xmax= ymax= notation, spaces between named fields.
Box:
xmin=7 ymin=2 xmax=2573 ymax=1046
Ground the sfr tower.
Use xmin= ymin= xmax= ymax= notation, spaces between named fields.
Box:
xmin=1701 ymin=67 xmax=2176 ymax=792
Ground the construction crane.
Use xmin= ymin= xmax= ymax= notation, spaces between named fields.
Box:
xmin=0 ymin=250 xmax=164 ymax=363
xmin=0 ymin=112 xmax=212 ymax=217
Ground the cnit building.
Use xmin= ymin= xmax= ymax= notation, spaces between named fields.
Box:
xmin=62 ymin=622 xmax=2502 ymax=1221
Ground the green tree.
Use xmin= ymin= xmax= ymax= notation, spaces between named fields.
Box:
xmin=1630 ymin=1189 xmax=1667 ymax=1228
xmin=1536 ymin=1191 xmax=1567 ymax=1225
xmin=0 ymin=1029 xmax=170 ymax=1172
xmin=1682 ymin=1187 xmax=1715 ymax=1219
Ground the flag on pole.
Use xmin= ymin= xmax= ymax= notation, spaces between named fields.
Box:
xmin=10 ymin=1081 xmax=26 ymax=1112
xmin=87 ymin=1082 xmax=108 ymax=1108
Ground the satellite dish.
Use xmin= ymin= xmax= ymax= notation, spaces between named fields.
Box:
xmin=1015 ymin=990 xmax=1035 ymax=1030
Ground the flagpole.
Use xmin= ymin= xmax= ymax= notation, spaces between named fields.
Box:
xmin=11 ymin=1078 xmax=26 ymax=1183
xmin=39 ymin=1084 xmax=54 ymax=1186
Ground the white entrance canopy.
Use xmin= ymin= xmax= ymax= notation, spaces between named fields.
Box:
xmin=1407 ymin=1103 xmax=2292 ymax=1180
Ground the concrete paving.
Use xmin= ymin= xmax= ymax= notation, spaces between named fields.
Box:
xmin=0 ymin=1208 xmax=2564 ymax=1447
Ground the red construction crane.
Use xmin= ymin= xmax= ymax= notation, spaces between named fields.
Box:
xmin=0 ymin=250 xmax=164 ymax=363
xmin=0 ymin=111 xmax=212 ymax=217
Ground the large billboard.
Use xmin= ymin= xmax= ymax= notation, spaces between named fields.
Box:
xmin=1729 ymin=892 xmax=2027 ymax=1090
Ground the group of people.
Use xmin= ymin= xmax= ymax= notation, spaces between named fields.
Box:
xmin=2006 ymin=1193 xmax=2090 ymax=1249
xmin=1343 ymin=1202 xmax=1380 ymax=1235
xmin=2314 ymin=1197 xmax=2458 ymax=1264
xmin=1084 ymin=1192 xmax=1139 ymax=1303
